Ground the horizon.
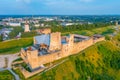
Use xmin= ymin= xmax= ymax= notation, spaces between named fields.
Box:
xmin=0 ymin=14 xmax=120 ymax=16
xmin=0 ymin=0 xmax=120 ymax=15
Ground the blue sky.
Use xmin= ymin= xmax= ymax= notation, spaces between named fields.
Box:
xmin=0 ymin=0 xmax=120 ymax=15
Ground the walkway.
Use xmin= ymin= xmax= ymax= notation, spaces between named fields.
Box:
xmin=7 ymin=68 xmax=20 ymax=80
xmin=0 ymin=53 xmax=20 ymax=80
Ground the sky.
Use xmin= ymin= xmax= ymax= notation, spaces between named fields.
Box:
xmin=0 ymin=0 xmax=120 ymax=15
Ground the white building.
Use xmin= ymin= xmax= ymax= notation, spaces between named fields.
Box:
xmin=61 ymin=23 xmax=74 ymax=26
xmin=34 ymin=24 xmax=40 ymax=27
xmin=7 ymin=22 xmax=21 ymax=27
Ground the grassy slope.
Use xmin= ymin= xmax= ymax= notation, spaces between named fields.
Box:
xmin=0 ymin=38 xmax=33 ymax=54
xmin=29 ymin=41 xmax=120 ymax=80
xmin=62 ymin=26 xmax=114 ymax=36
xmin=0 ymin=70 xmax=14 ymax=80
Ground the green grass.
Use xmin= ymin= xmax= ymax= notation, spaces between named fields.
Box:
xmin=0 ymin=38 xmax=33 ymax=54
xmin=13 ymin=69 xmax=26 ymax=80
xmin=0 ymin=70 xmax=14 ymax=80
xmin=62 ymin=26 xmax=115 ymax=36
xmin=13 ymin=58 xmax=23 ymax=62
xmin=29 ymin=41 xmax=120 ymax=80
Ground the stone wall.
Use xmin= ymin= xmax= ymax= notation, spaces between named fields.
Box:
xmin=20 ymin=48 xmax=28 ymax=63
xmin=38 ymin=51 xmax=61 ymax=66
xmin=49 ymin=32 xmax=61 ymax=51
xmin=37 ymin=28 xmax=51 ymax=34
xmin=94 ymin=37 xmax=105 ymax=43
xmin=26 ymin=50 xmax=39 ymax=69
xmin=72 ymin=38 xmax=93 ymax=54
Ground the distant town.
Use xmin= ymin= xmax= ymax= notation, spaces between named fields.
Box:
xmin=0 ymin=15 xmax=120 ymax=42
xmin=0 ymin=15 xmax=120 ymax=80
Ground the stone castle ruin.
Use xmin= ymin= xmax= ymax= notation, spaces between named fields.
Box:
xmin=36 ymin=28 xmax=51 ymax=34
xmin=20 ymin=32 xmax=105 ymax=71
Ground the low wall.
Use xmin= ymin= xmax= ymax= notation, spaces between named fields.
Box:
xmin=94 ymin=37 xmax=105 ymax=43
xmin=72 ymin=38 xmax=93 ymax=54
xmin=21 ymin=67 xmax=46 ymax=78
xmin=38 ymin=51 xmax=61 ymax=66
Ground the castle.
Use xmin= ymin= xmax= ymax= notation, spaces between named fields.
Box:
xmin=20 ymin=32 xmax=105 ymax=71
xmin=36 ymin=28 xmax=51 ymax=34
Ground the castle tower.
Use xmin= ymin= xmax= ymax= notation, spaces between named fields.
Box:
xmin=68 ymin=34 xmax=74 ymax=53
xmin=115 ymin=21 xmax=118 ymax=26
xmin=24 ymin=21 xmax=30 ymax=32
xmin=49 ymin=32 xmax=61 ymax=51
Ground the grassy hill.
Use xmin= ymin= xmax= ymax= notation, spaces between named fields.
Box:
xmin=29 ymin=41 xmax=120 ymax=80
xmin=0 ymin=70 xmax=14 ymax=80
xmin=0 ymin=38 xmax=33 ymax=54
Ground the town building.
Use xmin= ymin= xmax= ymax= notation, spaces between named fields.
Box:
xmin=7 ymin=22 xmax=21 ymax=27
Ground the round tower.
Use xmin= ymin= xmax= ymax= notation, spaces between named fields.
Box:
xmin=24 ymin=21 xmax=30 ymax=32
xmin=115 ymin=21 xmax=118 ymax=26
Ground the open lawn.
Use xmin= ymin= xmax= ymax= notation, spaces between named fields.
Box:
xmin=0 ymin=70 xmax=14 ymax=80
xmin=62 ymin=26 xmax=115 ymax=36
xmin=0 ymin=38 xmax=33 ymax=54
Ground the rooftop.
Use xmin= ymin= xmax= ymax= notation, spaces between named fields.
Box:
xmin=34 ymin=34 xmax=50 ymax=46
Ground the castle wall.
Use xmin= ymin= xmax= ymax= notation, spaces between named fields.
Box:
xmin=61 ymin=44 xmax=70 ymax=57
xmin=37 ymin=28 xmax=51 ymax=34
xmin=26 ymin=50 xmax=39 ymax=69
xmin=38 ymin=51 xmax=61 ymax=66
xmin=49 ymin=32 xmax=61 ymax=51
xmin=71 ymin=38 xmax=93 ymax=54
xmin=94 ymin=37 xmax=105 ymax=43
xmin=20 ymin=49 xmax=28 ymax=63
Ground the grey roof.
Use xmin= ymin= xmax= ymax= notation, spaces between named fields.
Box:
xmin=74 ymin=34 xmax=90 ymax=40
xmin=34 ymin=34 xmax=50 ymax=46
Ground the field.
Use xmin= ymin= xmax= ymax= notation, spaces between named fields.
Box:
xmin=0 ymin=38 xmax=33 ymax=54
xmin=0 ymin=70 xmax=14 ymax=80
xmin=62 ymin=26 xmax=115 ymax=36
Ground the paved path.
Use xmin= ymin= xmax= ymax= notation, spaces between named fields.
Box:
xmin=0 ymin=53 xmax=19 ymax=68
xmin=0 ymin=53 xmax=20 ymax=80
xmin=7 ymin=68 xmax=20 ymax=80
xmin=0 ymin=68 xmax=7 ymax=71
